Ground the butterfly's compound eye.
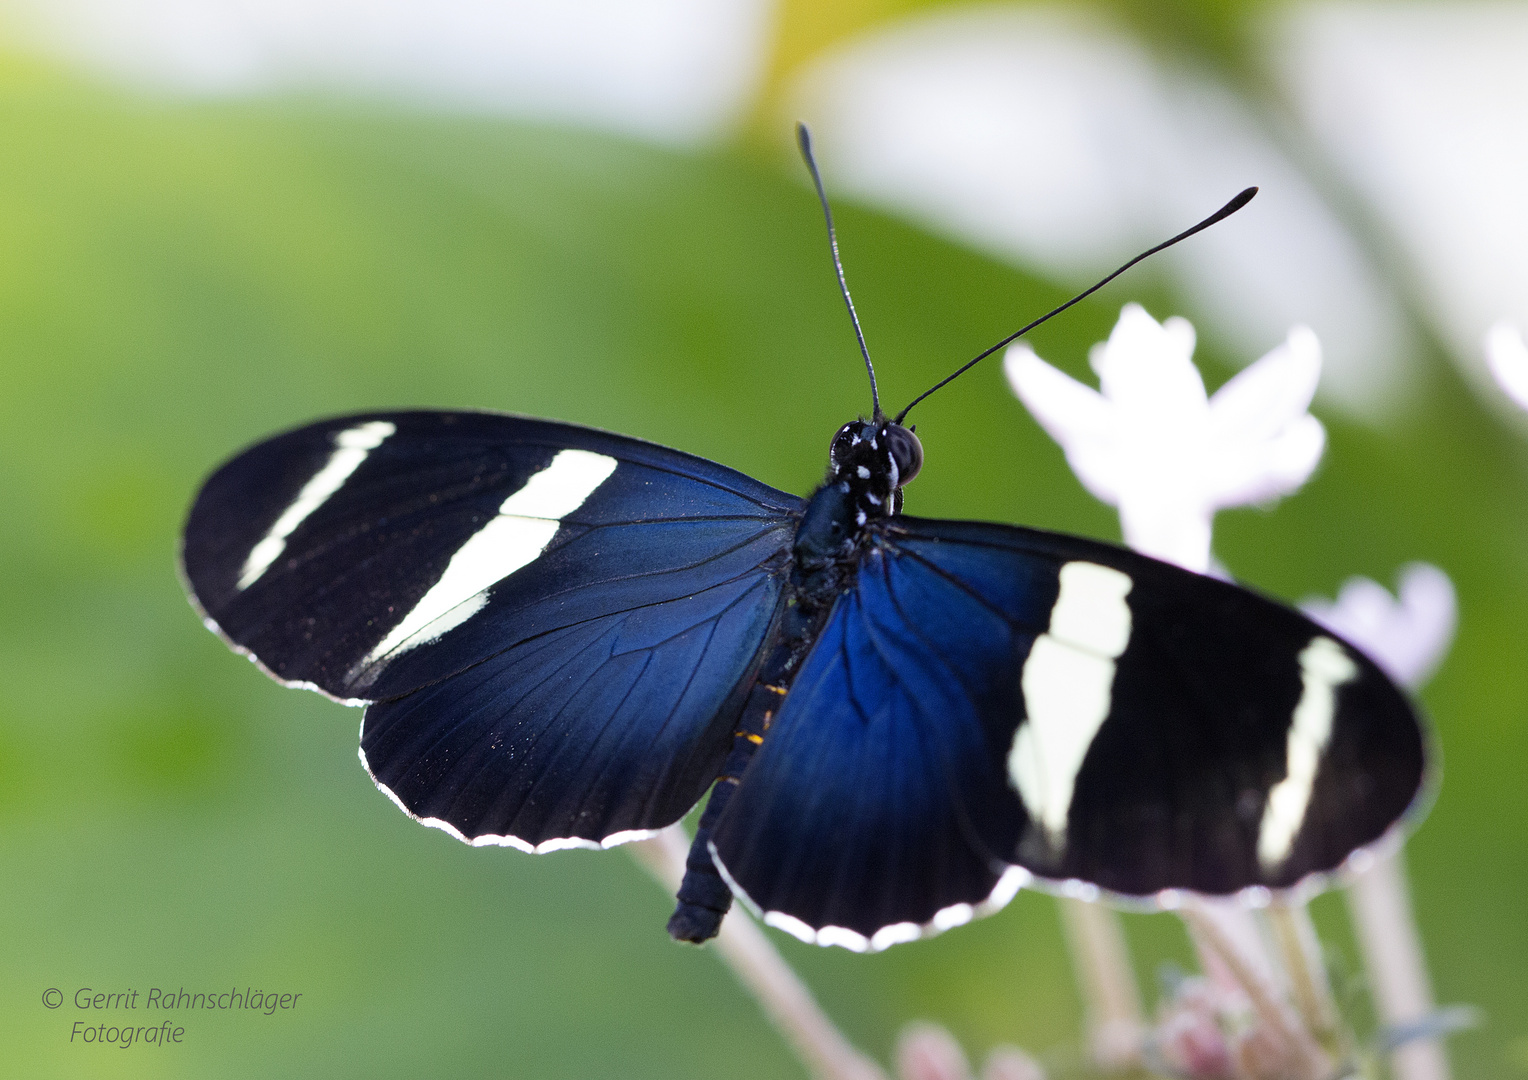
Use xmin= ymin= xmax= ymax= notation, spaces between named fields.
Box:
xmin=829 ymin=423 xmax=858 ymax=468
xmin=884 ymin=424 xmax=923 ymax=487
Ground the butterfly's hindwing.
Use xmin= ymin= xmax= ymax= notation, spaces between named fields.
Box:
xmin=708 ymin=539 xmax=1049 ymax=948
xmin=181 ymin=410 xmax=803 ymax=848
xmin=360 ymin=567 xmax=787 ymax=849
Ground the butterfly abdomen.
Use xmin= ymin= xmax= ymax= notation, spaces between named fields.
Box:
xmin=667 ymin=483 xmax=862 ymax=943
xmin=667 ymin=677 xmax=783 ymax=941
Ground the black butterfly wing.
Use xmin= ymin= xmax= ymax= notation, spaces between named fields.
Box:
xmin=182 ymin=411 xmax=802 ymax=848
xmin=894 ymin=518 xmax=1427 ymax=895
xmin=710 ymin=516 xmax=1426 ymax=947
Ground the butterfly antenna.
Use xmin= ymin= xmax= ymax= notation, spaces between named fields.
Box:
xmin=894 ymin=186 xmax=1258 ymax=424
xmin=797 ymin=122 xmax=882 ymax=420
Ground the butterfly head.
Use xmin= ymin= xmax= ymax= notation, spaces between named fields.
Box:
xmin=828 ymin=419 xmax=923 ymax=521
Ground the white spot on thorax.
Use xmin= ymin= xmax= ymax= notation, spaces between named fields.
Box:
xmin=856 ymin=465 xmax=871 ymax=478
xmin=237 ymin=420 xmax=395 ymax=591
xmin=358 ymin=448 xmax=618 ymax=673
xmin=1008 ymin=561 xmax=1133 ymax=851
xmin=1257 ymin=636 xmax=1358 ymax=871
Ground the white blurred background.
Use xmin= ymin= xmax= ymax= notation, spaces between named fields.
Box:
xmin=4 ymin=0 xmax=1523 ymax=417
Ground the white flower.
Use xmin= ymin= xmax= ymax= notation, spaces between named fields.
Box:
xmin=1485 ymin=321 xmax=1528 ymax=413
xmin=1301 ymin=563 xmax=1457 ymax=690
xmin=1004 ymin=303 xmax=1326 ymax=572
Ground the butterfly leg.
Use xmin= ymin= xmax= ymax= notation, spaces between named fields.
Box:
xmin=667 ymin=680 xmax=787 ymax=943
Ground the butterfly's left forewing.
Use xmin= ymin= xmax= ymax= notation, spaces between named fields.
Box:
xmin=711 ymin=515 xmax=1426 ymax=947
xmin=182 ymin=410 xmax=803 ymax=850
xmin=889 ymin=518 xmax=1426 ymax=898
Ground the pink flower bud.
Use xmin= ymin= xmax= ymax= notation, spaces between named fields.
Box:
xmin=897 ymin=1022 xmax=973 ymax=1080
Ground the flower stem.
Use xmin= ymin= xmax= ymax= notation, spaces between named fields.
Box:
xmin=1265 ymin=901 xmax=1342 ymax=1051
xmin=630 ymin=825 xmax=889 ymax=1080
xmin=1056 ymin=898 xmax=1144 ymax=1071
xmin=1345 ymin=847 xmax=1450 ymax=1080
xmin=1179 ymin=899 xmax=1331 ymax=1080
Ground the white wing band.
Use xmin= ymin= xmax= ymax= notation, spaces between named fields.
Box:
xmin=361 ymin=448 xmax=618 ymax=668
xmin=237 ymin=420 xmax=396 ymax=591
xmin=1009 ymin=561 xmax=1133 ymax=851
xmin=1258 ymin=635 xmax=1358 ymax=870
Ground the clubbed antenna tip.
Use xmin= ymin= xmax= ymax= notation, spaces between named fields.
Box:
xmin=895 ymin=186 xmax=1259 ymax=424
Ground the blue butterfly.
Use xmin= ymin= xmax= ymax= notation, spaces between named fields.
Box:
xmin=179 ymin=128 xmax=1425 ymax=953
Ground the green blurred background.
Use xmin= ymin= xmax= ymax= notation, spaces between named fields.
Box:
xmin=0 ymin=2 xmax=1525 ymax=1077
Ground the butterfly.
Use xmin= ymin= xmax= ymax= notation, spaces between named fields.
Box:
xmin=179 ymin=127 xmax=1426 ymax=953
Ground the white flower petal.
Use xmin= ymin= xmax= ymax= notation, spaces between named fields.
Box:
xmin=1092 ymin=304 xmax=1208 ymax=422
xmin=1005 ymin=344 xmax=1114 ymax=440
xmin=1485 ymin=321 xmax=1528 ymax=413
xmin=1301 ymin=563 xmax=1457 ymax=689
xmin=1117 ymin=499 xmax=1214 ymax=573
xmin=1062 ymin=444 xmax=1130 ymax=508
xmin=1163 ymin=314 xmax=1198 ymax=366
xmin=1206 ymin=413 xmax=1326 ymax=510
xmin=1391 ymin=563 xmax=1459 ymax=688
xmin=1005 ymin=343 xmax=1122 ymax=504
xmin=1009 ymin=304 xmax=1327 ymax=574
xmin=1201 ymin=326 xmax=1326 ymax=508
xmin=1206 ymin=325 xmax=1322 ymax=446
